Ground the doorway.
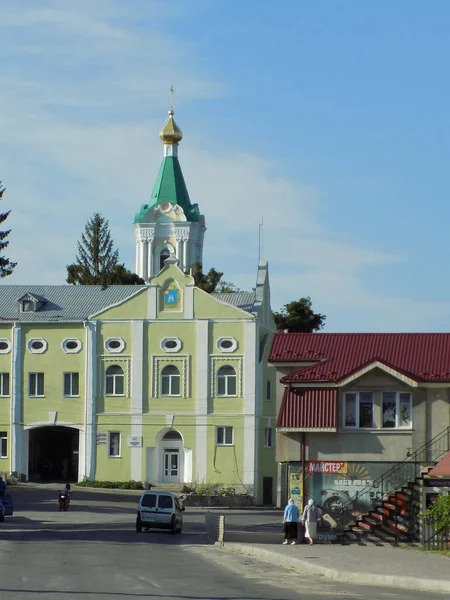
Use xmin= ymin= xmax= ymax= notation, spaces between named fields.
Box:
xmin=263 ymin=476 xmax=273 ymax=505
xmin=28 ymin=426 xmax=79 ymax=482
xmin=163 ymin=450 xmax=180 ymax=482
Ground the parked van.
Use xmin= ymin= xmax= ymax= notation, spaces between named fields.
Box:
xmin=136 ymin=491 xmax=184 ymax=534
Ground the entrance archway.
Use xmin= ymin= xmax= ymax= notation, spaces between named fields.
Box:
xmin=160 ymin=429 xmax=183 ymax=483
xmin=28 ymin=426 xmax=79 ymax=482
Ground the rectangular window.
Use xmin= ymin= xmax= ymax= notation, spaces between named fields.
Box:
xmin=0 ymin=373 xmax=10 ymax=396
xmin=216 ymin=426 xmax=233 ymax=446
xmin=344 ymin=392 xmax=373 ymax=428
xmin=383 ymin=392 xmax=412 ymax=428
xmin=108 ymin=432 xmax=121 ymax=457
xmin=29 ymin=373 xmax=44 ymax=397
xmin=264 ymin=427 xmax=273 ymax=448
xmin=0 ymin=432 xmax=7 ymax=457
xmin=63 ymin=372 xmax=79 ymax=397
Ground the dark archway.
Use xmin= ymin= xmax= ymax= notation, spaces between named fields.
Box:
xmin=28 ymin=426 xmax=79 ymax=482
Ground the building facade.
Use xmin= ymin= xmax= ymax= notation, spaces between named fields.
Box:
xmin=270 ymin=333 xmax=450 ymax=536
xmin=0 ymin=110 xmax=277 ymax=502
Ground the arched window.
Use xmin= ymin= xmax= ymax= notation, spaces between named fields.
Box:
xmin=160 ymin=248 xmax=171 ymax=270
xmin=161 ymin=365 xmax=180 ymax=396
xmin=105 ymin=365 xmax=124 ymax=396
xmin=217 ymin=366 xmax=237 ymax=396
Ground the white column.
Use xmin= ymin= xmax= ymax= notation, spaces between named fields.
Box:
xmin=243 ymin=320 xmax=257 ymax=496
xmin=148 ymin=239 xmax=153 ymax=279
xmin=176 ymin=238 xmax=182 ymax=268
xmin=10 ymin=324 xmax=23 ymax=476
xmin=182 ymin=239 xmax=188 ymax=270
xmin=135 ymin=234 xmax=141 ymax=275
xmin=84 ymin=321 xmax=97 ymax=481
xmin=131 ymin=320 xmax=144 ymax=481
xmin=196 ymin=320 xmax=209 ymax=481
xmin=142 ymin=240 xmax=149 ymax=281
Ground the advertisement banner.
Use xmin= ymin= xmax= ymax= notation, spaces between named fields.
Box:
xmin=288 ymin=472 xmax=303 ymax=509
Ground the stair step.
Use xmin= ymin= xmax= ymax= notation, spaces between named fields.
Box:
xmin=363 ymin=517 xmax=379 ymax=526
xmin=383 ymin=502 xmax=396 ymax=511
xmin=368 ymin=511 xmax=383 ymax=521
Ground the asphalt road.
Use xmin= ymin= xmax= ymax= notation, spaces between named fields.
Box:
xmin=0 ymin=485 xmax=446 ymax=599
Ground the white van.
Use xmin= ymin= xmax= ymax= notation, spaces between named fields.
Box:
xmin=136 ymin=491 xmax=184 ymax=534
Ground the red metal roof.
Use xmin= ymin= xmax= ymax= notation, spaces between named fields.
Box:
xmin=277 ymin=388 xmax=338 ymax=429
xmin=269 ymin=333 xmax=450 ymax=383
xmin=428 ymin=451 xmax=450 ymax=477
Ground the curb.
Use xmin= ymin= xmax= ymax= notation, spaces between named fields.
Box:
xmin=218 ymin=543 xmax=450 ymax=594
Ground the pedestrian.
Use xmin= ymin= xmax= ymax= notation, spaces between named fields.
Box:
xmin=302 ymin=498 xmax=322 ymax=545
xmin=0 ymin=476 xmax=6 ymax=500
xmin=282 ymin=498 xmax=300 ymax=545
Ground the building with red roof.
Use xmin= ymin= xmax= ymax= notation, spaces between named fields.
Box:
xmin=269 ymin=332 xmax=450 ymax=541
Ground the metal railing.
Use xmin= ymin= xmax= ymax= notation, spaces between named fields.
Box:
xmin=423 ymin=517 xmax=449 ymax=551
xmin=335 ymin=426 xmax=450 ymax=529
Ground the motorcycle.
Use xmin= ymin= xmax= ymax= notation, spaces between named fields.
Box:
xmin=58 ymin=491 xmax=70 ymax=511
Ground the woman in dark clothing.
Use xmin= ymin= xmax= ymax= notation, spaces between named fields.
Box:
xmin=282 ymin=498 xmax=300 ymax=545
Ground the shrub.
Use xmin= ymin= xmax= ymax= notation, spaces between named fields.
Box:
xmin=77 ymin=480 xmax=145 ymax=490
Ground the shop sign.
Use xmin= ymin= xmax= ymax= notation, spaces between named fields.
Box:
xmin=96 ymin=432 xmax=107 ymax=445
xmin=425 ymin=479 xmax=450 ymax=487
xmin=307 ymin=461 xmax=348 ymax=475
xmin=127 ymin=435 xmax=143 ymax=448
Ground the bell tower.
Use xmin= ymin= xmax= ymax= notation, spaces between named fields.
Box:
xmin=134 ymin=100 xmax=206 ymax=281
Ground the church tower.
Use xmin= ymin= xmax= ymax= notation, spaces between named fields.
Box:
xmin=134 ymin=105 xmax=206 ymax=281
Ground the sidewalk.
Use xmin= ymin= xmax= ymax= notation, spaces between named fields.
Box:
xmin=219 ymin=541 xmax=450 ymax=594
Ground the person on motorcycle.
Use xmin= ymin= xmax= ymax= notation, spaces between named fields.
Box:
xmin=60 ymin=483 xmax=71 ymax=499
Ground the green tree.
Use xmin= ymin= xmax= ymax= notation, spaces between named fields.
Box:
xmin=0 ymin=182 xmax=17 ymax=278
xmin=192 ymin=262 xmax=223 ymax=294
xmin=216 ymin=281 xmax=241 ymax=293
xmin=273 ymin=297 xmax=326 ymax=332
xmin=420 ymin=493 xmax=450 ymax=534
xmin=67 ymin=213 xmax=143 ymax=285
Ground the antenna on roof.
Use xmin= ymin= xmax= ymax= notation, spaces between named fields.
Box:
xmin=258 ymin=217 xmax=264 ymax=262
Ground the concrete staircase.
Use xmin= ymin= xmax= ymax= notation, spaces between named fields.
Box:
xmin=149 ymin=483 xmax=185 ymax=494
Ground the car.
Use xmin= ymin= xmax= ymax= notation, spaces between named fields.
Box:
xmin=136 ymin=491 xmax=184 ymax=534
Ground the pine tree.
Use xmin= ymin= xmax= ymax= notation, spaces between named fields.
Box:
xmin=0 ymin=182 xmax=17 ymax=278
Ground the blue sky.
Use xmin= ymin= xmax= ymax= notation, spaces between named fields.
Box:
xmin=2 ymin=0 xmax=450 ymax=331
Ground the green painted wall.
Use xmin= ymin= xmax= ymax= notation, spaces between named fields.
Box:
xmin=94 ymin=289 xmax=147 ymax=320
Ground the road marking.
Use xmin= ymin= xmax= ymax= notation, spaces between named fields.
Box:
xmin=138 ymin=576 xmax=161 ymax=588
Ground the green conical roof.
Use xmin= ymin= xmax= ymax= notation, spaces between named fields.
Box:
xmin=134 ymin=156 xmax=201 ymax=224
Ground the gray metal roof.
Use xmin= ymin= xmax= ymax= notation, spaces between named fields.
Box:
xmin=211 ymin=291 xmax=255 ymax=312
xmin=0 ymin=285 xmax=146 ymax=322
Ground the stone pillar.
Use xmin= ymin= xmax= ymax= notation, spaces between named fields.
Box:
xmin=84 ymin=321 xmax=97 ymax=481
xmin=148 ymin=239 xmax=153 ymax=279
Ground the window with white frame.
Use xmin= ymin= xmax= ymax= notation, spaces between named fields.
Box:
xmin=216 ymin=426 xmax=233 ymax=446
xmin=382 ymin=392 xmax=412 ymax=428
xmin=29 ymin=373 xmax=44 ymax=397
xmin=217 ymin=365 xmax=237 ymax=396
xmin=105 ymin=365 xmax=124 ymax=396
xmin=264 ymin=427 xmax=274 ymax=448
xmin=0 ymin=339 xmax=11 ymax=354
xmin=344 ymin=392 xmax=374 ymax=428
xmin=28 ymin=338 xmax=47 ymax=354
xmin=161 ymin=365 xmax=180 ymax=396
xmin=105 ymin=338 xmax=125 ymax=353
xmin=266 ymin=380 xmax=272 ymax=401
xmin=62 ymin=338 xmax=82 ymax=353
xmin=0 ymin=373 xmax=10 ymax=396
xmin=64 ymin=372 xmax=79 ymax=397
xmin=108 ymin=432 xmax=121 ymax=457
xmin=0 ymin=432 xmax=7 ymax=457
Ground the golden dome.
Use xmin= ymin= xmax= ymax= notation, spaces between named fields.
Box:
xmin=159 ymin=110 xmax=183 ymax=144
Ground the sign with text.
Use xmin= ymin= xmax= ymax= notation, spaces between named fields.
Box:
xmin=425 ymin=479 xmax=450 ymax=487
xmin=307 ymin=461 xmax=348 ymax=475
xmin=96 ymin=432 xmax=107 ymax=445
xmin=127 ymin=436 xmax=143 ymax=448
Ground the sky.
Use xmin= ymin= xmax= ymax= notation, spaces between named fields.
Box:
xmin=2 ymin=0 xmax=450 ymax=332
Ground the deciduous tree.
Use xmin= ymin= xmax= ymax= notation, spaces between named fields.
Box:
xmin=273 ymin=297 xmax=326 ymax=332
